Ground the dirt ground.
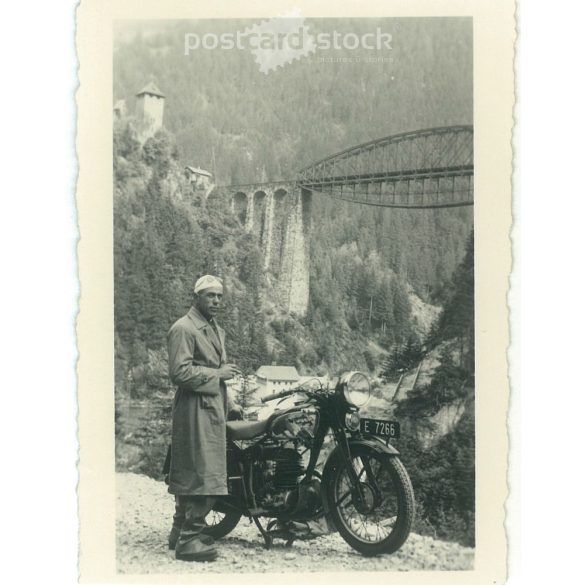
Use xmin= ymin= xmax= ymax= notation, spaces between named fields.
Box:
xmin=115 ymin=472 xmax=474 ymax=574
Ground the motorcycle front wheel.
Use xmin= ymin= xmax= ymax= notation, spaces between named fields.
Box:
xmin=203 ymin=499 xmax=242 ymax=540
xmin=326 ymin=445 xmax=415 ymax=556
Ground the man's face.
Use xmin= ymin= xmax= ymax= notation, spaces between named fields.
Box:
xmin=195 ymin=286 xmax=223 ymax=320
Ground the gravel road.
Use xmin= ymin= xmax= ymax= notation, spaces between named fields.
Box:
xmin=116 ymin=472 xmax=474 ymax=574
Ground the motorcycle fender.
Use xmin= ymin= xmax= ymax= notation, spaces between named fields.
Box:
xmin=321 ymin=437 xmax=400 ymax=518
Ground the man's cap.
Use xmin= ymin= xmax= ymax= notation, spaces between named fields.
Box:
xmin=194 ymin=275 xmax=223 ymax=294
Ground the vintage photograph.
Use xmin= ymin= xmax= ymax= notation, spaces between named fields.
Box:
xmin=111 ymin=16 xmax=476 ymax=574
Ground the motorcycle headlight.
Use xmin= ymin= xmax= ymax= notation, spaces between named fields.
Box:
xmin=345 ymin=411 xmax=361 ymax=431
xmin=340 ymin=371 xmax=371 ymax=408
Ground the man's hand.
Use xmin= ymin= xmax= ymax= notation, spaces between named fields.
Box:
xmin=228 ymin=403 xmax=245 ymax=421
xmin=217 ymin=363 xmax=242 ymax=381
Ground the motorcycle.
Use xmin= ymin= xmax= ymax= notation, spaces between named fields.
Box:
xmin=203 ymin=371 xmax=415 ymax=557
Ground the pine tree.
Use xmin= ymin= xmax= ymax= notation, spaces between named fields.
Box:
xmin=234 ymin=376 xmax=260 ymax=412
xmin=437 ymin=230 xmax=474 ymax=374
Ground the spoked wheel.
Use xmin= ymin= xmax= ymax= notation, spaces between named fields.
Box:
xmin=327 ymin=446 xmax=415 ymax=556
xmin=203 ymin=499 xmax=242 ymax=540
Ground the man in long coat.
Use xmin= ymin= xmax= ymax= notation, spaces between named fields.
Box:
xmin=167 ymin=275 xmax=242 ymax=562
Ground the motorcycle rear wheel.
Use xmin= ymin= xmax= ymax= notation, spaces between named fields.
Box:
xmin=326 ymin=446 xmax=415 ymax=556
xmin=203 ymin=500 xmax=242 ymax=540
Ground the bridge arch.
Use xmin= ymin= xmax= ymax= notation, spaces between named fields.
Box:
xmin=273 ymin=188 xmax=289 ymax=228
xmin=273 ymin=188 xmax=287 ymax=212
xmin=205 ymin=187 xmax=223 ymax=210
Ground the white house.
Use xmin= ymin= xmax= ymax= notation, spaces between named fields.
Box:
xmin=185 ymin=166 xmax=213 ymax=190
xmin=255 ymin=365 xmax=300 ymax=400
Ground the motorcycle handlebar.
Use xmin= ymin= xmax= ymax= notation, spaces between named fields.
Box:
xmin=261 ymin=388 xmax=297 ymax=403
xmin=261 ymin=379 xmax=325 ymax=404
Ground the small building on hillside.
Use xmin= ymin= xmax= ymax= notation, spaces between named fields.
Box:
xmin=255 ymin=365 xmax=300 ymax=399
xmin=113 ymin=99 xmax=127 ymax=120
xmin=185 ymin=166 xmax=213 ymax=190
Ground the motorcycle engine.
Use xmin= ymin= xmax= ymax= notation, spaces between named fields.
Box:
xmin=253 ymin=448 xmax=305 ymax=511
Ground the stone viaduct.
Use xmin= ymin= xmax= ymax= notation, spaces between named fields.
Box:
xmin=210 ymin=181 xmax=312 ymax=316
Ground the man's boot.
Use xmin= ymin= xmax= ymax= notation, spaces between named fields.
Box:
xmin=169 ymin=497 xmax=214 ymax=550
xmin=175 ymin=496 xmax=218 ymax=562
xmin=169 ymin=527 xmax=214 ymax=550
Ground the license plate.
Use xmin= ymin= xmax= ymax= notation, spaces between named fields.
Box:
xmin=360 ymin=418 xmax=400 ymax=438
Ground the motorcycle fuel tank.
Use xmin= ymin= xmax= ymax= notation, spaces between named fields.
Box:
xmin=267 ymin=406 xmax=319 ymax=442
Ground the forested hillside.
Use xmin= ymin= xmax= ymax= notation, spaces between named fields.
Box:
xmin=391 ymin=234 xmax=475 ymax=546
xmin=113 ymin=123 xmax=471 ymax=390
xmin=114 ymin=18 xmax=472 ymax=183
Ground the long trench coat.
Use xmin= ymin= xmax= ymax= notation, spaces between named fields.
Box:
xmin=167 ymin=306 xmax=232 ymax=496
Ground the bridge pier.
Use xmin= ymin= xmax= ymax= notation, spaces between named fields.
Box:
xmin=244 ymin=193 xmax=254 ymax=232
xmin=262 ymin=190 xmax=275 ymax=270
xmin=279 ymin=186 xmax=311 ymax=315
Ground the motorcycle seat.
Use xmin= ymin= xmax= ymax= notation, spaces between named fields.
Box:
xmin=226 ymin=419 xmax=270 ymax=440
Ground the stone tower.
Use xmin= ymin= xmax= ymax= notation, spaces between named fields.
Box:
xmin=136 ymin=82 xmax=165 ymax=139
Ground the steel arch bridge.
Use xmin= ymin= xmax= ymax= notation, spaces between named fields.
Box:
xmin=296 ymin=125 xmax=473 ymax=209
